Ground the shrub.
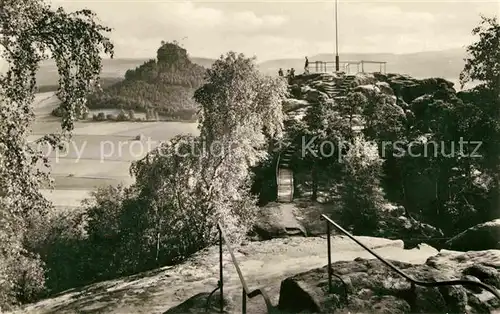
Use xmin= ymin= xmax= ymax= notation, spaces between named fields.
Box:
xmin=338 ymin=136 xmax=386 ymax=234
xmin=24 ymin=208 xmax=88 ymax=296
xmin=11 ymin=254 xmax=46 ymax=304
xmin=51 ymin=107 xmax=64 ymax=117
xmin=116 ymin=110 xmax=128 ymax=121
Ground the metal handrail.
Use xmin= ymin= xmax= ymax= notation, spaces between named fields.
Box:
xmin=206 ymin=222 xmax=275 ymax=313
xmin=311 ymin=59 xmax=387 ymax=74
xmin=320 ymin=214 xmax=500 ymax=300
xmin=275 ymin=150 xmax=281 ymax=194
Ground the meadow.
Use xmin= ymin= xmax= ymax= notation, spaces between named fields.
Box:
xmin=33 ymin=92 xmax=199 ymax=209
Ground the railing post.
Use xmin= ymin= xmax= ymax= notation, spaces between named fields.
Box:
xmin=361 ymin=61 xmax=364 ymax=73
xmin=242 ymin=288 xmax=247 ymax=314
xmin=326 ymin=220 xmax=332 ymax=293
xmin=219 ymin=225 xmax=224 ymax=313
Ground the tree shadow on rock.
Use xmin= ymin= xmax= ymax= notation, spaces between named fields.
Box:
xmin=163 ymin=291 xmax=234 ymax=314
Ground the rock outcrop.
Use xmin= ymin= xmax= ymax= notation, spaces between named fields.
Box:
xmin=282 ymin=72 xmax=456 ymax=244
xmin=446 ymin=219 xmax=500 ymax=251
xmin=251 ymin=202 xmax=307 ymax=240
xmin=373 ymin=204 xmax=445 ymax=249
xmin=284 ymin=72 xmax=456 ymax=127
xmin=278 ymin=250 xmax=500 ymax=313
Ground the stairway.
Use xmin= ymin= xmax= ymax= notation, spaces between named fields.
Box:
xmin=276 ymin=75 xmax=357 ymax=203
xmin=276 ymin=143 xmax=295 ymax=203
xmin=322 ymin=74 xmax=356 ymax=100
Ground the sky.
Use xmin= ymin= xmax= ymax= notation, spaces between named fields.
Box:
xmin=47 ymin=0 xmax=498 ymax=61
xmin=0 ymin=0 xmax=491 ymax=65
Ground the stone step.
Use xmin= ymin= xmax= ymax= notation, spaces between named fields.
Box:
xmin=279 ymin=178 xmax=293 ymax=184
xmin=277 ymin=189 xmax=292 ymax=193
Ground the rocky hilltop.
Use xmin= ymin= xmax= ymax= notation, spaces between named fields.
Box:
xmin=283 ymin=71 xmax=455 ymax=125
xmin=85 ymin=42 xmax=206 ymax=121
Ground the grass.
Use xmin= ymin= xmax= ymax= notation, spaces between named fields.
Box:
xmin=32 ymin=92 xmax=198 ymax=208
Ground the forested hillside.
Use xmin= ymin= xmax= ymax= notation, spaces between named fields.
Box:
xmin=86 ymin=42 xmax=206 ymax=120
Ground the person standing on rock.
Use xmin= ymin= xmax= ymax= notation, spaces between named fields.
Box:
xmin=304 ymin=56 xmax=309 ymax=74
xmin=278 ymin=68 xmax=284 ymax=76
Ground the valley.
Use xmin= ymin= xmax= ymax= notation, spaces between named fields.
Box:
xmin=32 ymin=92 xmax=198 ymax=209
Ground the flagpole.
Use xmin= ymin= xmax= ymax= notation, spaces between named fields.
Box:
xmin=335 ymin=0 xmax=339 ymax=72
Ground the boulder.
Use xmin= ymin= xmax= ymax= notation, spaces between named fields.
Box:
xmin=375 ymin=213 xmax=444 ymax=249
xmin=352 ymin=73 xmax=378 ymax=86
xmin=375 ymin=81 xmax=395 ymax=96
xmin=445 ymin=219 xmax=500 ymax=251
xmin=251 ymin=202 xmax=307 ymax=240
xmin=352 ymin=84 xmax=381 ymax=98
xmin=282 ymin=98 xmax=310 ymax=113
xmin=278 ymin=250 xmax=500 ymax=313
xmin=387 ymin=76 xmax=455 ymax=104
xmin=303 ymin=88 xmax=329 ymax=103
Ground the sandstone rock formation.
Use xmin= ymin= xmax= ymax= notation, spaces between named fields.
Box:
xmin=282 ymin=72 xmax=456 ymax=245
xmin=251 ymin=202 xmax=307 ymax=240
xmin=278 ymin=250 xmax=500 ymax=313
xmin=446 ymin=219 xmax=500 ymax=251
xmin=284 ymin=72 xmax=456 ymax=128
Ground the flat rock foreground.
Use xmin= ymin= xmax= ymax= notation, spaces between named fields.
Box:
xmin=13 ymin=236 xmax=500 ymax=313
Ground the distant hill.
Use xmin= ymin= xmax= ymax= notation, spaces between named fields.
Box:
xmin=36 ymin=56 xmax=212 ymax=88
xmin=36 ymin=47 xmax=476 ymax=93
xmin=84 ymin=43 xmax=207 ymax=121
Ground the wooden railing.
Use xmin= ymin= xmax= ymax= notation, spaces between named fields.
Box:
xmin=206 ymin=223 xmax=275 ymax=313
xmin=311 ymin=60 xmax=387 ymax=74
xmin=320 ymin=214 xmax=500 ymax=303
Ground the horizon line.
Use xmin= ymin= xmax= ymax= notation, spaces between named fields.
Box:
xmin=40 ymin=46 xmax=466 ymax=63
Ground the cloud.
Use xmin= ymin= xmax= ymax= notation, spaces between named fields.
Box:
xmin=170 ymin=2 xmax=224 ymax=28
xmin=54 ymin=1 xmax=287 ymax=36
xmin=51 ymin=0 xmax=289 ymax=58
xmin=231 ymin=11 xmax=287 ymax=28
xmin=48 ymin=0 xmax=494 ymax=60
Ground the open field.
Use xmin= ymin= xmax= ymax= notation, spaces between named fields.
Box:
xmin=33 ymin=92 xmax=198 ymax=208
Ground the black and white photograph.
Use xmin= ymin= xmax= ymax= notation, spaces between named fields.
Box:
xmin=1 ymin=0 xmax=499 ymax=313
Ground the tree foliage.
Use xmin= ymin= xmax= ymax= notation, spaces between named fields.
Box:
xmin=0 ymin=0 xmax=113 ymax=307
xmin=460 ymin=15 xmax=500 ymax=90
xmin=23 ymin=52 xmax=288 ymax=294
